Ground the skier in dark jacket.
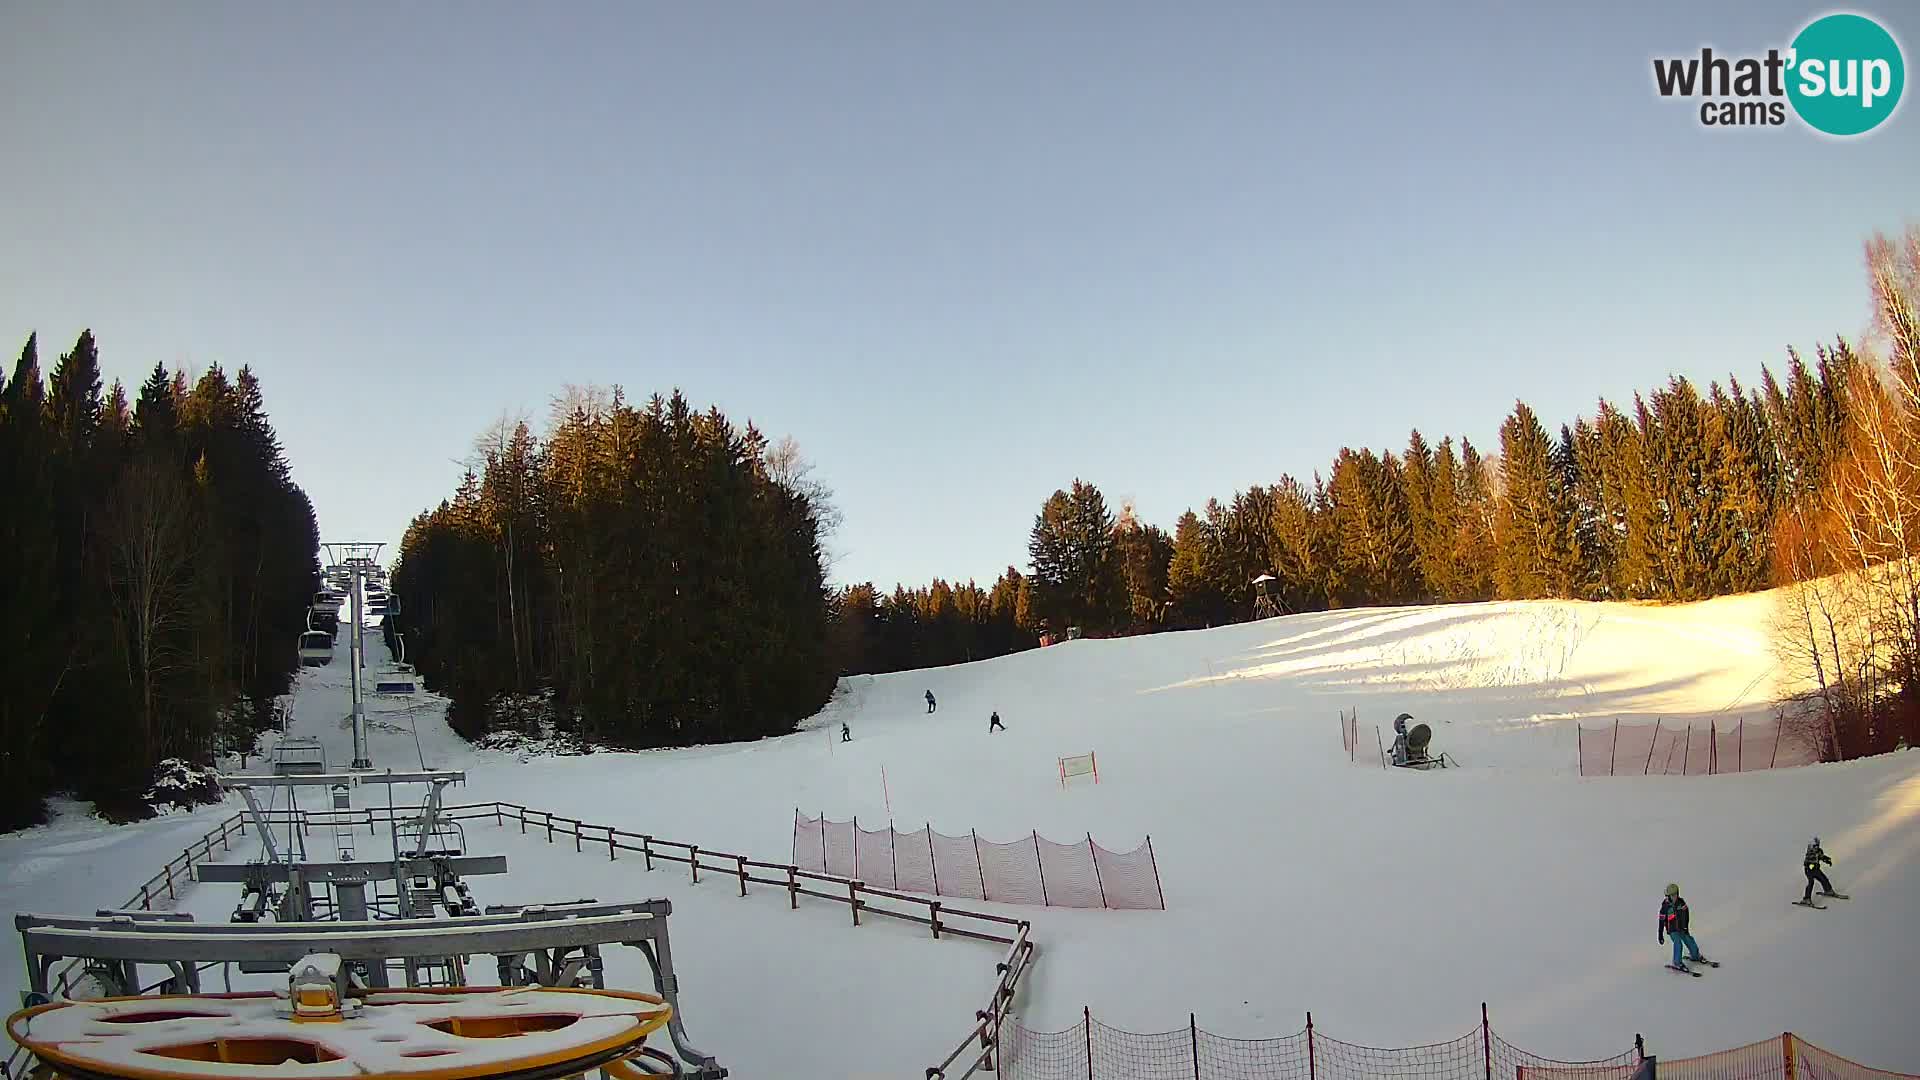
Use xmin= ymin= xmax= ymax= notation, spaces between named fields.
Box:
xmin=1659 ymin=883 xmax=1707 ymax=971
xmin=989 ymin=710 xmax=1005 ymax=733
xmin=840 ymin=722 xmax=851 ymax=743
xmin=926 ymin=690 xmax=937 ymax=714
xmin=1803 ymin=838 xmax=1836 ymax=902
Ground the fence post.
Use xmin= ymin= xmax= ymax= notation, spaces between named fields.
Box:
xmin=930 ymin=900 xmax=941 ymax=940
xmin=1089 ymin=834 xmax=1108 ymax=908
xmin=820 ymin=810 xmax=828 ymax=872
xmin=495 ymin=804 xmax=502 ymax=827
xmin=1307 ymin=1012 xmax=1317 ymax=1080
xmin=787 ymin=866 xmax=798 ymax=910
xmin=737 ymin=855 xmax=748 ymax=897
xmin=1481 ymin=1003 xmax=1492 ymax=1080
xmin=1683 ymin=724 xmax=1691 ymax=775
xmin=608 ymin=827 xmax=617 ymax=861
xmin=1738 ymin=718 xmax=1744 ymax=772
xmin=1612 ymin=718 xmax=1620 ymax=775
xmin=1645 ymin=720 xmax=1660 ymax=775
xmin=1192 ymin=1013 xmax=1202 ymax=1080
xmin=1772 ymin=722 xmax=1783 ymax=769
xmin=690 ymin=845 xmax=700 ymax=884
xmin=643 ymin=835 xmax=653 ymax=871
xmin=1147 ymin=835 xmax=1166 ymax=909
xmin=853 ymin=816 xmax=860 ymax=880
xmin=1033 ymin=831 xmax=1049 ymax=906
xmin=929 ymin=824 xmax=940 ymax=895
xmin=1085 ymin=1006 xmax=1094 ymax=1080
xmin=890 ymin=825 xmax=898 ymax=889
xmin=974 ymin=829 xmax=989 ymax=900
xmin=792 ymin=810 xmax=800 ymax=867
xmin=573 ymin=820 xmax=582 ymax=853
xmin=1783 ymin=1033 xmax=1796 ymax=1080
xmin=544 ymin=813 xmax=553 ymax=844
xmin=140 ymin=884 xmax=151 ymax=910
xmin=849 ymin=880 xmax=861 ymax=926
xmin=519 ymin=807 xmax=526 ymax=834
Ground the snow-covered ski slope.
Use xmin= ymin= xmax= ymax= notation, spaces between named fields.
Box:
xmin=5 ymin=591 xmax=1917 ymax=1075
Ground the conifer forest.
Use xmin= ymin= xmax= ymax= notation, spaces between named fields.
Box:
xmin=5 ymin=228 xmax=1917 ymax=828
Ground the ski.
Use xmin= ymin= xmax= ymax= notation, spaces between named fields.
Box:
xmin=1681 ymin=958 xmax=1720 ymax=967
xmin=1792 ymin=899 xmax=1827 ymax=909
xmin=1820 ymin=892 xmax=1850 ymax=900
xmin=1666 ymin=964 xmax=1703 ymax=977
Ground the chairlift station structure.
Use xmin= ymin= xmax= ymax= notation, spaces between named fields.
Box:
xmin=6 ymin=541 xmax=727 ymax=1080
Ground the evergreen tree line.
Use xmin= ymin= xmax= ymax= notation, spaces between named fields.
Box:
xmin=387 ymin=388 xmax=837 ymax=748
xmin=0 ymin=331 xmax=320 ymax=828
xmin=836 ymin=348 xmax=1859 ymax=673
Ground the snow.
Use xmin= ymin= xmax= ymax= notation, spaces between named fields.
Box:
xmin=6 ymin=590 xmax=1919 ymax=1075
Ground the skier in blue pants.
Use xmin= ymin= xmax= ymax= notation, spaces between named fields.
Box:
xmin=1659 ymin=883 xmax=1707 ymax=971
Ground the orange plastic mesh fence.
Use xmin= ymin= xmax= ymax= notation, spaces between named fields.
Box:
xmin=1657 ymin=1036 xmax=1790 ymax=1080
xmin=1793 ymin=1036 xmax=1920 ymax=1080
xmin=1658 ymin=1036 xmax=1920 ymax=1080
xmin=855 ymin=822 xmax=894 ymax=887
xmin=1198 ymin=1026 xmax=1313 ymax=1080
xmin=1577 ymin=720 xmax=1819 ymax=776
xmin=996 ymin=1016 xmax=1641 ymax=1080
xmin=792 ymin=813 xmax=1163 ymax=910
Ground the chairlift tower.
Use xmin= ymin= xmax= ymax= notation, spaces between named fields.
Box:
xmin=325 ymin=541 xmax=385 ymax=770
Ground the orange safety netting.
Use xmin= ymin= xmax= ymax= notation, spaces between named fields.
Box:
xmin=792 ymin=813 xmax=1164 ymax=910
xmin=1576 ymin=719 xmax=1820 ymax=776
xmin=992 ymin=1012 xmax=1646 ymax=1080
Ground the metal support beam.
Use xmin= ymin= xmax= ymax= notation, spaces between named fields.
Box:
xmin=20 ymin=909 xmax=663 ymax=969
xmin=411 ymin=779 xmax=451 ymax=859
xmin=194 ymin=855 xmax=507 ymax=886
xmin=220 ymin=769 xmax=465 ymax=789
xmin=234 ymin=786 xmax=284 ymax=864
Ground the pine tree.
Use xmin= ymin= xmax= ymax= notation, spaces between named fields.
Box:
xmin=1268 ymin=475 xmax=1331 ymax=612
xmin=1493 ymin=402 xmax=1578 ymax=599
xmin=1026 ymin=480 xmax=1123 ymax=634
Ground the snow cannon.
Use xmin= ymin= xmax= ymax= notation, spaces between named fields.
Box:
xmin=6 ymin=986 xmax=675 ymax=1080
xmin=1400 ymin=723 xmax=1452 ymax=769
xmin=1407 ymin=723 xmax=1432 ymax=757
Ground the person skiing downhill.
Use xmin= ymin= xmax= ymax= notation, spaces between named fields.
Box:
xmin=1659 ymin=883 xmax=1709 ymax=972
xmin=926 ymin=690 xmax=937 ymax=714
xmin=840 ymin=722 xmax=851 ymax=743
xmin=1803 ymin=838 xmax=1837 ymax=903
xmin=989 ymin=710 xmax=1005 ymax=733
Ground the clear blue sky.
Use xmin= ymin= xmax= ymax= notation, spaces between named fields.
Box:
xmin=2 ymin=1 xmax=1914 ymax=589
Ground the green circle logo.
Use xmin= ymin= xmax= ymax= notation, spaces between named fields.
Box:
xmin=1786 ymin=13 xmax=1905 ymax=135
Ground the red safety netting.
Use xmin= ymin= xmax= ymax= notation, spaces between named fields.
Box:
xmin=1660 ymin=1035 xmax=1920 ymax=1080
xmin=995 ymin=1014 xmax=1640 ymax=1080
xmin=1794 ymin=1036 xmax=1920 ymax=1080
xmin=1577 ymin=719 xmax=1819 ymax=776
xmin=1659 ymin=1036 xmax=1792 ymax=1080
xmin=855 ymin=822 xmax=895 ymax=888
xmin=792 ymin=813 xmax=1163 ymax=910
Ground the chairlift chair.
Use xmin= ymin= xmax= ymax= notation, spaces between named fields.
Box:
xmin=298 ymin=630 xmax=335 ymax=667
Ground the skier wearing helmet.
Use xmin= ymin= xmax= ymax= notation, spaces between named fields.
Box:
xmin=1390 ymin=714 xmax=1412 ymax=767
xmin=1659 ymin=883 xmax=1710 ymax=973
